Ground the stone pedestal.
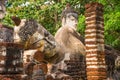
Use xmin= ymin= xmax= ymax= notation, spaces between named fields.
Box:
xmin=85 ymin=3 xmax=107 ymax=80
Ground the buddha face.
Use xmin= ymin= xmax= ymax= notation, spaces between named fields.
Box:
xmin=62 ymin=13 xmax=78 ymax=30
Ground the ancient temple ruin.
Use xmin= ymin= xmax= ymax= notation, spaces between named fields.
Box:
xmin=0 ymin=2 xmax=120 ymax=80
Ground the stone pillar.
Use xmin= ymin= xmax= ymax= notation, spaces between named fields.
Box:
xmin=85 ymin=3 xmax=107 ymax=80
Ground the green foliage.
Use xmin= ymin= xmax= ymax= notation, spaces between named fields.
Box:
xmin=1 ymin=0 xmax=120 ymax=50
xmin=77 ymin=14 xmax=85 ymax=36
xmin=104 ymin=11 xmax=120 ymax=50
xmin=103 ymin=1 xmax=120 ymax=50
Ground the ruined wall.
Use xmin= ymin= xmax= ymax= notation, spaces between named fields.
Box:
xmin=85 ymin=3 xmax=107 ymax=80
xmin=63 ymin=54 xmax=86 ymax=80
xmin=0 ymin=25 xmax=24 ymax=80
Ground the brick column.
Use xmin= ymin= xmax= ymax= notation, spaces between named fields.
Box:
xmin=85 ymin=3 xmax=107 ymax=80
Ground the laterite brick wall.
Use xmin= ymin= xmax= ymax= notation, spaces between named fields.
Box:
xmin=0 ymin=25 xmax=24 ymax=80
xmin=85 ymin=3 xmax=107 ymax=80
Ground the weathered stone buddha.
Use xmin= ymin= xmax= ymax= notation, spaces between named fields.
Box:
xmin=49 ymin=3 xmax=86 ymax=80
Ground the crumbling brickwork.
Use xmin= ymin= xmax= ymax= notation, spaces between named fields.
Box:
xmin=63 ymin=56 xmax=86 ymax=80
xmin=0 ymin=25 xmax=24 ymax=80
xmin=85 ymin=3 xmax=107 ymax=80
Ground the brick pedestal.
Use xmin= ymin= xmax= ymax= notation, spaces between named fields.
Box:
xmin=64 ymin=60 xmax=86 ymax=80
